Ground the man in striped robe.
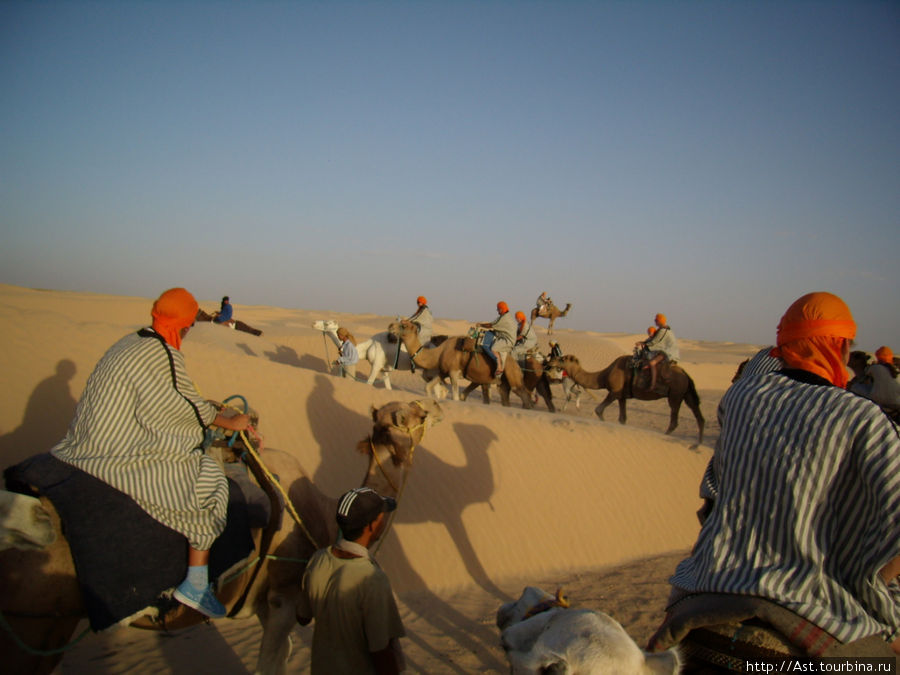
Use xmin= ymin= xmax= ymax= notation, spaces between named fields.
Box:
xmin=662 ymin=292 xmax=900 ymax=654
xmin=52 ymin=288 xmax=251 ymax=618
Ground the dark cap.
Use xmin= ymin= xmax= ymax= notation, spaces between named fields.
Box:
xmin=336 ymin=487 xmax=397 ymax=531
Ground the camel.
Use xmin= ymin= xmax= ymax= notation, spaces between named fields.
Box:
xmin=534 ymin=301 xmax=572 ymax=334
xmin=195 ymin=308 xmax=263 ymax=336
xmin=388 ymin=319 xmax=534 ymax=408
xmin=546 ymin=354 xmax=705 ymax=448
xmin=461 ymin=355 xmax=555 ymax=411
xmin=0 ymin=398 xmax=443 ymax=675
xmin=312 ymin=319 xmax=395 ymax=389
xmin=498 ymin=586 xmax=681 ymax=674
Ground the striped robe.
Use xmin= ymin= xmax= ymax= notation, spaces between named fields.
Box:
xmin=52 ymin=329 xmax=226 ymax=550
xmin=738 ymin=346 xmax=784 ymax=379
xmin=670 ymin=369 xmax=900 ymax=645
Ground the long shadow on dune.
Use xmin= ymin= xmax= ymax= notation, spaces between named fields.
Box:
xmin=297 ymin=377 xmax=508 ymax=672
xmin=381 ymin=422 xmax=510 ymax=673
xmin=0 ymin=359 xmax=77 ymax=473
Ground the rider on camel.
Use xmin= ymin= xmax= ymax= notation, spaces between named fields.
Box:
xmin=476 ymin=302 xmax=516 ymax=380
xmin=636 ymin=313 xmax=679 ymax=391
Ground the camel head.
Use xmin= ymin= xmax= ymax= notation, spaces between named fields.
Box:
xmin=387 ymin=319 xmax=418 ymax=344
xmin=498 ymin=586 xmax=681 ymax=675
xmin=544 ymin=354 xmax=577 ymax=379
xmin=497 ymin=586 xmax=569 ymax=631
xmin=357 ymin=399 xmax=444 ymax=467
xmin=311 ymin=319 xmax=339 ymax=333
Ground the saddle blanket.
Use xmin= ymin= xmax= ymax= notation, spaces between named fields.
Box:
xmin=5 ymin=453 xmax=255 ymax=631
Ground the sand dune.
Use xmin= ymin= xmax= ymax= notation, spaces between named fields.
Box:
xmin=0 ymin=285 xmax=764 ymax=673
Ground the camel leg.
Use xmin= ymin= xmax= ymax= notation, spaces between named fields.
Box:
xmin=255 ymin=589 xmax=298 ymax=675
xmin=536 ymin=376 xmax=555 ymax=412
xmin=516 ymin=387 xmax=534 ymax=409
xmin=666 ymin=394 xmax=683 ymax=435
xmin=381 ymin=371 xmax=392 ymax=390
xmin=684 ymin=396 xmax=705 ymax=447
xmin=459 ymin=382 xmax=485 ymax=402
xmin=617 ymin=397 xmax=627 ymax=424
xmin=594 ymin=391 xmax=617 ymax=421
xmin=499 ymin=380 xmax=512 ymax=406
xmin=449 ymin=372 xmax=462 ymax=401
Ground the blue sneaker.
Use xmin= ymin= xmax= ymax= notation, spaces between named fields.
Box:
xmin=173 ymin=581 xmax=226 ymax=619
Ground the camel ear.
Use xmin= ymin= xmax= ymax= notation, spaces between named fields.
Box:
xmin=370 ymin=405 xmax=380 ymax=422
xmin=356 ymin=436 xmax=371 ymax=455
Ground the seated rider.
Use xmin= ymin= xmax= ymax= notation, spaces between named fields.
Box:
xmin=408 ymin=296 xmax=434 ymax=346
xmin=651 ymin=292 xmax=900 ymax=661
xmin=475 ymin=301 xmax=516 ymax=379
xmin=535 ymin=291 xmax=552 ymax=315
xmin=636 ymin=313 xmax=679 ymax=391
xmin=511 ymin=310 xmax=539 ymax=361
xmin=51 ymin=288 xmax=251 ymax=618
xmin=212 ymin=296 xmax=233 ymax=325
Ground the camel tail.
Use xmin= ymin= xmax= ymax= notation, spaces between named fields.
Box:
xmin=686 ymin=375 xmax=701 ymax=407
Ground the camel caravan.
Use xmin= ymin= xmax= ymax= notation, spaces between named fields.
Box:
xmin=0 ymin=398 xmax=444 ymax=675
xmin=310 ymin=298 xmax=707 ymax=449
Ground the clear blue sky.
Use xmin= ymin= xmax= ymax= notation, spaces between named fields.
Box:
xmin=2 ymin=1 xmax=898 ymax=350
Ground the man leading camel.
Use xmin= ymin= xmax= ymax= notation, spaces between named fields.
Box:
xmin=298 ymin=487 xmax=406 ymax=674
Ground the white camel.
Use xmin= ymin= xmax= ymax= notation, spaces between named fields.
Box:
xmin=312 ymin=320 xmax=393 ymax=389
xmin=498 ymin=587 xmax=681 ymax=674
xmin=0 ymin=491 xmax=56 ymax=551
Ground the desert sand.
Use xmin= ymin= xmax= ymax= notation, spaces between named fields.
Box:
xmin=0 ymin=284 xmax=765 ymax=673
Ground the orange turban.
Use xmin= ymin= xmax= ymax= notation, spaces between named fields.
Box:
xmin=151 ymin=288 xmax=198 ymax=351
xmin=417 ymin=296 xmax=427 ymax=306
xmin=771 ymin=292 xmax=856 ymax=388
xmin=876 ymin=346 xmax=894 ymax=365
xmin=515 ymin=311 xmax=526 ymax=323
xmin=655 ymin=313 xmax=667 ymax=326
xmin=497 ymin=301 xmax=509 ymax=314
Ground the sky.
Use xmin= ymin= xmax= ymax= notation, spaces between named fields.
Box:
xmin=2 ymin=1 xmax=898 ymax=350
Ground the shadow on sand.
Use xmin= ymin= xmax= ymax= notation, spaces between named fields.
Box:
xmin=295 ymin=374 xmax=508 ymax=672
xmin=0 ymin=359 xmax=78 ymax=473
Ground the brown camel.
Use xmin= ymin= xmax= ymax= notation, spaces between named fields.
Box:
xmin=461 ymin=355 xmax=555 ymax=411
xmin=535 ymin=301 xmax=572 ymax=334
xmin=546 ymin=354 xmax=704 ymax=447
xmin=0 ymin=398 xmax=442 ymax=675
xmin=388 ymin=319 xmax=534 ymax=408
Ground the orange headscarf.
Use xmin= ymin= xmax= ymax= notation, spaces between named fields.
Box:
xmin=875 ymin=346 xmax=894 ymax=365
xmin=655 ymin=313 xmax=667 ymax=326
xmin=151 ymin=288 xmax=199 ymax=351
xmin=770 ymin=292 xmax=856 ymax=388
xmin=647 ymin=326 xmax=657 ymax=336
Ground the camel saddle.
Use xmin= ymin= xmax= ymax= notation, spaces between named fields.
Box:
xmin=631 ymin=354 xmax=672 ymax=396
xmin=649 ymin=591 xmax=895 ymax=671
xmin=461 ymin=327 xmax=491 ymax=354
xmin=4 ymin=453 xmax=270 ymax=631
